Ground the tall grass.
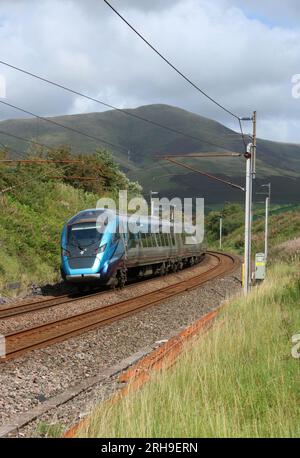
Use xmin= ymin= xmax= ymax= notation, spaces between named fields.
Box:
xmin=79 ymin=263 xmax=300 ymax=438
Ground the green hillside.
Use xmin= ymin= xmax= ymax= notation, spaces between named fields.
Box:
xmin=1 ymin=104 xmax=300 ymax=203
xmin=206 ymin=202 xmax=300 ymax=257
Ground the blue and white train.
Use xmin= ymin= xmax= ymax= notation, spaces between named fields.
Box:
xmin=61 ymin=208 xmax=206 ymax=289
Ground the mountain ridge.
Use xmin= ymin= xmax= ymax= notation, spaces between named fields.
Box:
xmin=0 ymin=104 xmax=299 ymax=203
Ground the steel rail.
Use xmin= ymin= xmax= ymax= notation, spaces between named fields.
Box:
xmin=1 ymin=252 xmax=239 ymax=361
xmin=0 ymin=253 xmax=216 ymax=319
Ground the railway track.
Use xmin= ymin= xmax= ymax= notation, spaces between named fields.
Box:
xmin=1 ymin=252 xmax=239 ymax=362
xmin=0 ymin=290 xmax=107 ymax=320
xmin=0 ymin=252 xmax=218 ymax=320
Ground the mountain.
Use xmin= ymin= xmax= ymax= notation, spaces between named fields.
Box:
xmin=1 ymin=104 xmax=299 ymax=203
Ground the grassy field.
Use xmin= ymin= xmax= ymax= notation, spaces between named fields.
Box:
xmin=78 ymin=262 xmax=300 ymax=438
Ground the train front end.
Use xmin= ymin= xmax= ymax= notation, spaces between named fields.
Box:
xmin=60 ymin=209 xmax=124 ymax=286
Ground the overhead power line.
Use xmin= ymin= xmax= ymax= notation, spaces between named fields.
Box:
xmin=0 ymin=100 xmax=129 ymax=153
xmin=103 ymin=0 xmax=250 ymax=154
xmin=0 ymin=159 xmax=82 ymax=164
xmin=104 ymin=0 xmax=240 ymax=120
xmin=0 ymin=60 xmax=234 ymax=151
xmin=0 ymin=128 xmax=72 ymax=152
xmin=165 ymin=156 xmax=245 ymax=191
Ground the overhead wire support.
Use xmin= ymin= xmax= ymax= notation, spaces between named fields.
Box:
xmin=48 ymin=176 xmax=101 ymax=181
xmin=0 ymin=159 xmax=83 ymax=164
xmin=159 ymin=152 xmax=242 ymax=159
xmin=163 ymin=156 xmax=245 ymax=192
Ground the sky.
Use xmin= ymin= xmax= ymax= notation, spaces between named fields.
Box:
xmin=0 ymin=0 xmax=299 ymax=143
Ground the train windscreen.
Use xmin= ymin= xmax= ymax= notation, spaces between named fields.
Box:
xmin=67 ymin=222 xmax=104 ymax=251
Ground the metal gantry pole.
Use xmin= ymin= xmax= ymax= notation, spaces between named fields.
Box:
xmin=219 ymin=217 xmax=223 ymax=250
xmin=244 ymin=148 xmax=252 ymax=295
xmin=265 ymin=195 xmax=269 ymax=262
xmin=241 ymin=111 xmax=257 ymax=295
xmin=262 ymin=183 xmax=271 ymax=263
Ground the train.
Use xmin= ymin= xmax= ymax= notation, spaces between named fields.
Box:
xmin=60 ymin=208 xmax=206 ymax=289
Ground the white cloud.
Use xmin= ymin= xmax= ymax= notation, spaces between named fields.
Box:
xmin=0 ymin=0 xmax=299 ymax=143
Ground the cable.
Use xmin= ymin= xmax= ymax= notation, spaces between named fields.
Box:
xmin=0 ymin=138 xmax=28 ymax=160
xmin=0 ymin=60 xmax=233 ymax=151
xmin=0 ymin=100 xmax=129 ymax=153
xmin=238 ymin=118 xmax=248 ymax=154
xmin=104 ymin=0 xmax=240 ymax=120
xmin=104 ymin=0 xmax=251 ymax=154
xmin=0 ymin=128 xmax=73 ymax=153
xmin=165 ymin=157 xmax=245 ymax=191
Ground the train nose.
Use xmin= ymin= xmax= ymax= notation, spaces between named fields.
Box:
xmin=67 ymin=256 xmax=97 ymax=269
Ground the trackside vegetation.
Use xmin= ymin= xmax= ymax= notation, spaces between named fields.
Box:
xmin=206 ymin=202 xmax=300 ymax=256
xmin=78 ymin=262 xmax=300 ymax=438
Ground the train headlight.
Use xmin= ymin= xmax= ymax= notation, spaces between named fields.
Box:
xmin=97 ymin=243 xmax=107 ymax=254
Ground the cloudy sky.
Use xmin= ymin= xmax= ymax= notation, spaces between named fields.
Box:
xmin=0 ymin=0 xmax=299 ymax=143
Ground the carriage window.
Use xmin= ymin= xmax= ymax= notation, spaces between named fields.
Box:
xmin=157 ymin=233 xmax=163 ymax=247
xmin=162 ymin=233 xmax=169 ymax=246
xmin=171 ymin=233 xmax=176 ymax=246
xmin=150 ymin=233 xmax=157 ymax=247
xmin=141 ymin=232 xmax=148 ymax=248
xmin=128 ymin=231 xmax=139 ymax=249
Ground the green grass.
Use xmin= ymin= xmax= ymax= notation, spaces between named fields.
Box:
xmin=36 ymin=421 xmax=65 ymax=438
xmin=78 ymin=262 xmax=300 ymax=438
xmin=207 ymin=203 xmax=300 ymax=256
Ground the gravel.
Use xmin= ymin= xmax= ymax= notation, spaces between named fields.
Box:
xmin=277 ymin=237 xmax=300 ymax=253
xmin=0 ymin=263 xmax=241 ymax=437
xmin=0 ymin=255 xmax=218 ymax=334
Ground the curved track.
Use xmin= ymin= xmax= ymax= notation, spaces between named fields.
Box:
xmin=1 ymin=252 xmax=239 ymax=362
